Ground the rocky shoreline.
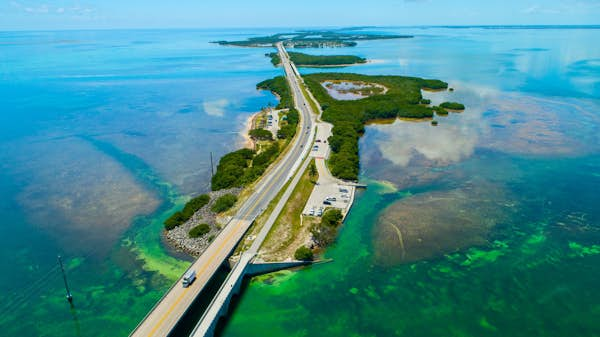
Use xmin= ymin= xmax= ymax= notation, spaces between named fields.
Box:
xmin=163 ymin=187 xmax=242 ymax=257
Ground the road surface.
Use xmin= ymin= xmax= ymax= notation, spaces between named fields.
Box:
xmin=130 ymin=43 xmax=315 ymax=337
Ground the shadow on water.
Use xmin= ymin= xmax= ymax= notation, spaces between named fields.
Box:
xmin=79 ymin=135 xmax=178 ymax=201
xmin=168 ymin=264 xmax=231 ymax=337
xmin=211 ymin=276 xmax=253 ymax=337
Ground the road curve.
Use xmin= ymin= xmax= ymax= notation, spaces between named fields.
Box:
xmin=129 ymin=43 xmax=314 ymax=337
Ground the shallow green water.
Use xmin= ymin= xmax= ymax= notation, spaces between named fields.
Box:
xmin=221 ymin=26 xmax=600 ymax=337
xmin=1 ymin=26 xmax=599 ymax=336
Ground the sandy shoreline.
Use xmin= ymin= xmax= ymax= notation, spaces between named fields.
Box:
xmin=240 ymin=111 xmax=259 ymax=149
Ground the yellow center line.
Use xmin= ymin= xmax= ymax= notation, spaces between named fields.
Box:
xmin=146 ymin=114 xmax=300 ymax=336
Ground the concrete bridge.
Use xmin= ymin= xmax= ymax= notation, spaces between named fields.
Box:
xmin=130 ymin=43 xmax=316 ymax=337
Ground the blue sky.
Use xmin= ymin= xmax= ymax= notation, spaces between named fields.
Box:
xmin=1 ymin=0 xmax=599 ymax=30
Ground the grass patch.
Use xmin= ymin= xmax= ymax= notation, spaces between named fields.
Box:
xmin=261 ymin=159 xmax=318 ymax=256
xmin=211 ymin=194 xmax=238 ymax=213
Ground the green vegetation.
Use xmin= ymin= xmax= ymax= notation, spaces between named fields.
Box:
xmin=257 ymin=76 xmax=293 ymax=109
xmin=260 ymin=159 xmax=318 ymax=260
xmin=431 ymin=120 xmax=439 ymax=126
xmin=310 ymin=209 xmax=344 ymax=247
xmin=266 ymin=52 xmax=281 ymax=66
xmin=300 ymin=72 xmax=451 ymax=180
xmin=211 ymin=194 xmax=238 ymax=213
xmin=267 ymin=52 xmax=366 ymax=67
xmin=211 ymin=148 xmax=256 ymax=190
xmin=433 ymin=106 xmax=449 ymax=115
xmin=309 ymin=161 xmax=317 ymax=182
xmin=294 ymin=246 xmax=314 ymax=261
xmin=252 ymin=142 xmax=279 ymax=167
xmin=420 ymin=98 xmax=431 ymax=104
xmin=440 ymin=102 xmax=465 ymax=110
xmin=277 ymin=110 xmax=298 ymax=140
xmin=211 ymin=76 xmax=298 ymax=192
xmin=214 ymin=30 xmax=412 ymax=48
xmin=249 ymin=128 xmax=273 ymax=141
xmin=164 ymin=194 xmax=210 ymax=230
xmin=189 ymin=223 xmax=210 ymax=238
xmin=256 ymin=77 xmax=300 ymax=141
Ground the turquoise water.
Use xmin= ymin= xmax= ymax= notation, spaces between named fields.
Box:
xmin=0 ymin=27 xmax=599 ymax=337
xmin=0 ymin=29 xmax=281 ymax=336
xmin=221 ymin=27 xmax=600 ymax=337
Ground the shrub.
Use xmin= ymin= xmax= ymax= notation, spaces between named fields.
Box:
xmin=439 ymin=102 xmax=465 ymax=110
xmin=294 ymin=246 xmax=314 ymax=261
xmin=321 ymin=209 xmax=343 ymax=227
xmin=249 ymin=128 xmax=273 ymax=141
xmin=433 ymin=106 xmax=449 ymax=115
xmin=252 ymin=142 xmax=279 ymax=167
xmin=211 ymin=148 xmax=256 ymax=190
xmin=189 ymin=223 xmax=210 ymax=238
xmin=164 ymin=194 xmax=210 ymax=230
xmin=310 ymin=209 xmax=344 ymax=247
xmin=211 ymin=194 xmax=238 ymax=213
xmin=420 ymin=98 xmax=431 ymax=104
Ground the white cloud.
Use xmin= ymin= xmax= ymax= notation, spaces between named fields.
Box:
xmin=374 ymin=121 xmax=477 ymax=167
xmin=10 ymin=1 xmax=95 ymax=16
xmin=202 ymin=99 xmax=229 ymax=117
xmin=521 ymin=5 xmax=560 ymax=14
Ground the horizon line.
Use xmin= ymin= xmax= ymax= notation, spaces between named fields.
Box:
xmin=1 ymin=24 xmax=600 ymax=33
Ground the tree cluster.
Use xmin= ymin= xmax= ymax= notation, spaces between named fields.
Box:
xmin=249 ymin=128 xmax=273 ymax=141
xmin=257 ymin=76 xmax=293 ymax=109
xmin=277 ymin=108 xmax=299 ymax=140
xmin=211 ymin=194 xmax=238 ymax=213
xmin=164 ymin=194 xmax=210 ymax=230
xmin=301 ymin=72 xmax=455 ymax=181
xmin=294 ymin=246 xmax=314 ymax=261
xmin=440 ymin=102 xmax=465 ymax=110
xmin=267 ymin=52 xmax=366 ymax=67
xmin=211 ymin=148 xmax=256 ymax=191
xmin=310 ymin=209 xmax=343 ymax=247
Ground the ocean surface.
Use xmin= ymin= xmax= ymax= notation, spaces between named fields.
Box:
xmin=1 ymin=27 xmax=599 ymax=337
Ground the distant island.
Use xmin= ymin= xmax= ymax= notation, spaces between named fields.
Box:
xmin=214 ymin=30 xmax=412 ymax=48
xmin=267 ymin=51 xmax=367 ymax=67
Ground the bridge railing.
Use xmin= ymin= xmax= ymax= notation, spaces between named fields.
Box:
xmin=128 ymin=216 xmax=236 ymax=336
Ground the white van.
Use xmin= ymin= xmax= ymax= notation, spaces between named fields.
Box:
xmin=182 ymin=269 xmax=196 ymax=288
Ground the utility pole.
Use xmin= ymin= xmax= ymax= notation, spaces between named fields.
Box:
xmin=58 ymin=255 xmax=73 ymax=304
xmin=209 ymin=152 xmax=214 ymax=178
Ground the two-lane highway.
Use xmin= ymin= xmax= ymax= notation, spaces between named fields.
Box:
xmin=130 ymin=43 xmax=315 ymax=337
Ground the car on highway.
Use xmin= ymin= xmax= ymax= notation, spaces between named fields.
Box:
xmin=182 ymin=269 xmax=196 ymax=288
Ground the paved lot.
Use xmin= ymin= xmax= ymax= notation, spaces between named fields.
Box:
xmin=303 ymin=122 xmax=355 ymax=217
xmin=265 ymin=108 xmax=282 ymax=138
xmin=310 ymin=122 xmax=331 ymax=159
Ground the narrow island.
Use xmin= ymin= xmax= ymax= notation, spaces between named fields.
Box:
xmin=164 ymin=98 xmax=300 ymax=256
xmin=214 ymin=29 xmax=412 ymax=48
xmin=163 ymin=42 xmax=465 ymax=262
xmin=267 ymin=51 xmax=367 ymax=67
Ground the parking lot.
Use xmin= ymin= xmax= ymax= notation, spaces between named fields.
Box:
xmin=303 ymin=122 xmax=355 ymax=218
xmin=265 ymin=108 xmax=281 ymax=138
xmin=309 ymin=122 xmax=331 ymax=159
